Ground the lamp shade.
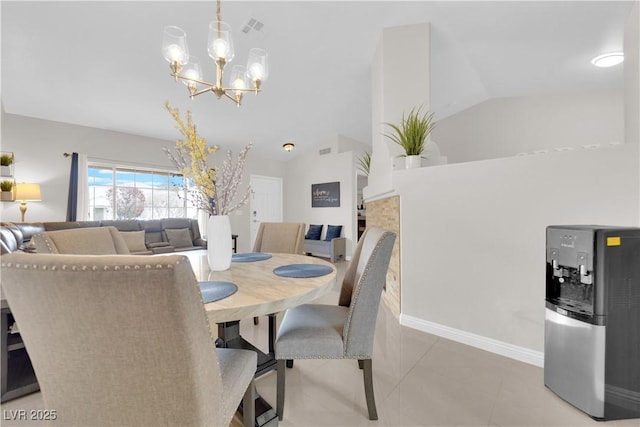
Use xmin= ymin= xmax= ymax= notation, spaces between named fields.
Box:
xmin=247 ymin=48 xmax=268 ymax=82
xmin=162 ymin=26 xmax=189 ymax=64
xmin=14 ymin=183 xmax=42 ymax=202
xmin=208 ymin=21 xmax=234 ymax=62
xmin=229 ymin=65 xmax=248 ymax=92
xmin=181 ymin=56 xmax=203 ymax=86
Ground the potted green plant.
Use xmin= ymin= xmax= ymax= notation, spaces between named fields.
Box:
xmin=1 ymin=153 xmax=14 ymax=176
xmin=357 ymin=151 xmax=371 ymax=176
xmin=1 ymin=180 xmax=14 ymax=201
xmin=384 ymin=106 xmax=436 ymax=169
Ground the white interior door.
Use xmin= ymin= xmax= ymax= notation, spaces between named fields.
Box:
xmin=250 ymin=175 xmax=283 ymax=249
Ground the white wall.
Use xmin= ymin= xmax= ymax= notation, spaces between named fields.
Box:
xmin=284 ymin=137 xmax=363 ymax=257
xmin=625 ymin=1 xmax=640 ymax=147
xmin=624 ymin=1 xmax=640 ymax=226
xmin=364 ymin=6 xmax=640 ymax=366
xmin=431 ymin=91 xmax=624 ymax=164
xmin=395 ymin=143 xmax=639 ymax=359
xmin=0 ymin=112 xmax=177 ymax=223
xmin=0 ymin=111 xmax=286 ymax=252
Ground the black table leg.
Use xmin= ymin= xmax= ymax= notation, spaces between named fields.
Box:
xmin=218 ymin=321 xmax=278 ymax=376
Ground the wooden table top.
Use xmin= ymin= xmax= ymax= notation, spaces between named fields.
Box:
xmin=177 ymin=250 xmax=337 ymax=324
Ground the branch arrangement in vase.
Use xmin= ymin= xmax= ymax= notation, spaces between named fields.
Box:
xmin=213 ymin=144 xmax=252 ymax=216
xmin=163 ymin=101 xmax=251 ymax=216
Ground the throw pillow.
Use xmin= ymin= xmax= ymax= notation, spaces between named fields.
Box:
xmin=305 ymin=224 xmax=323 ymax=240
xmin=120 ymin=230 xmax=147 ymax=253
xmin=165 ymin=228 xmax=194 ymax=248
xmin=325 ymin=225 xmax=342 ymax=241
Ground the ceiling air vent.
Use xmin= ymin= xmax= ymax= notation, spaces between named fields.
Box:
xmin=319 ymin=148 xmax=331 ymax=155
xmin=242 ymin=18 xmax=264 ymax=34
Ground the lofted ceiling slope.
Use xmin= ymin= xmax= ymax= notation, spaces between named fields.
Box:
xmin=1 ymin=1 xmax=633 ymax=161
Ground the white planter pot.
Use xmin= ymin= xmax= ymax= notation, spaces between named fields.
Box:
xmin=207 ymin=215 xmax=232 ymax=271
xmin=405 ymin=155 xmax=422 ymax=169
xmin=1 ymin=191 xmax=13 ymax=201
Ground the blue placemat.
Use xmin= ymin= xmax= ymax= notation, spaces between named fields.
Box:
xmin=232 ymin=252 xmax=272 ymax=262
xmin=273 ymin=264 xmax=334 ymax=278
xmin=199 ymin=281 xmax=238 ymax=303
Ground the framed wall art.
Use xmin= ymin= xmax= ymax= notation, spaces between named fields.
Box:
xmin=311 ymin=181 xmax=340 ymax=207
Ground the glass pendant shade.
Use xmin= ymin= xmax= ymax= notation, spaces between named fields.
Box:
xmin=181 ymin=56 xmax=202 ymax=85
xmin=229 ymin=65 xmax=248 ymax=92
xmin=162 ymin=26 xmax=189 ymax=64
xmin=247 ymin=48 xmax=268 ymax=82
xmin=208 ymin=21 xmax=234 ymax=62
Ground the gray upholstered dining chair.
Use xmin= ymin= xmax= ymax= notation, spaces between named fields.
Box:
xmin=31 ymin=226 xmax=131 ymax=254
xmin=1 ymin=252 xmax=256 ymax=427
xmin=251 ymin=222 xmax=306 ymax=327
xmin=275 ymin=227 xmax=396 ymax=421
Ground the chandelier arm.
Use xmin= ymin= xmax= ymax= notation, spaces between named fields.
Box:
xmin=174 ymin=74 xmax=216 ymax=88
xmin=221 ymin=87 xmax=261 ymax=93
xmin=176 ymin=72 xmax=262 ymax=94
xmin=190 ymin=87 xmax=216 ymax=98
xmin=223 ymin=92 xmax=241 ymax=105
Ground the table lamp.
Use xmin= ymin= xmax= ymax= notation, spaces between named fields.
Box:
xmin=14 ymin=182 xmax=42 ymax=222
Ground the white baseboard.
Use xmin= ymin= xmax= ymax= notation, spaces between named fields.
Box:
xmin=400 ymin=314 xmax=544 ymax=367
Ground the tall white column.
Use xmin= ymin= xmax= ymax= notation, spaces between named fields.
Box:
xmin=365 ymin=23 xmax=431 ymax=201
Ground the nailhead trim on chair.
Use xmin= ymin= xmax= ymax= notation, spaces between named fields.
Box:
xmin=276 ymin=354 xmax=371 ymax=360
xmin=41 ymin=234 xmax=54 ymax=253
xmin=2 ymin=256 xmax=223 ymax=375
xmin=342 ymin=231 xmax=393 ymax=355
xmin=1 ymin=261 xmax=180 ymax=271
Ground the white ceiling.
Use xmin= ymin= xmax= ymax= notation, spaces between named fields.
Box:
xmin=1 ymin=1 xmax=633 ymax=161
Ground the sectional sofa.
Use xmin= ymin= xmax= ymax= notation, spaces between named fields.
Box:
xmin=0 ymin=218 xmax=206 ymax=255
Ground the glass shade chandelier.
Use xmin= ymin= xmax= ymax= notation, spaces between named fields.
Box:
xmin=162 ymin=0 xmax=268 ymax=106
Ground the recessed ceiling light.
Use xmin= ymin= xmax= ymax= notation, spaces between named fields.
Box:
xmin=282 ymin=142 xmax=295 ymax=152
xmin=591 ymin=52 xmax=624 ymax=68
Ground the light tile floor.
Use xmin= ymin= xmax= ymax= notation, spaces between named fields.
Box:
xmin=2 ymin=260 xmax=639 ymax=427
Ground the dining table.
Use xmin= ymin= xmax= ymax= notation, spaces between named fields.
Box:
xmin=175 ymin=250 xmax=337 ymax=426
xmin=182 ymin=250 xmax=336 ymax=324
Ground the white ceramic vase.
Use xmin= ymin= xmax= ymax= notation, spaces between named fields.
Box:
xmin=207 ymin=215 xmax=232 ymax=271
xmin=405 ymin=155 xmax=422 ymax=169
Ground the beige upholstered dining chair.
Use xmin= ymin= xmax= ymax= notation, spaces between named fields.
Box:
xmin=251 ymin=222 xmax=306 ymax=326
xmin=275 ymin=227 xmax=396 ymax=421
xmin=251 ymin=222 xmax=305 ymax=255
xmin=1 ymin=252 xmax=256 ymax=427
xmin=31 ymin=226 xmax=131 ymax=254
